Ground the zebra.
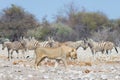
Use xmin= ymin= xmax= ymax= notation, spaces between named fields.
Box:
xmin=87 ymin=39 xmax=106 ymax=55
xmin=21 ymin=36 xmax=55 ymax=50
xmin=2 ymin=41 xmax=26 ymax=60
xmin=75 ymin=40 xmax=88 ymax=50
xmin=39 ymin=41 xmax=53 ymax=47
xmin=60 ymin=40 xmax=88 ymax=50
xmin=103 ymin=41 xmax=118 ymax=54
xmin=20 ymin=36 xmax=55 ymax=59
xmin=22 ymin=37 xmax=40 ymax=50
xmin=87 ymin=39 xmax=118 ymax=55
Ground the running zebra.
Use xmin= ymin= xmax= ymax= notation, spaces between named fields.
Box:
xmin=2 ymin=41 xmax=26 ymax=60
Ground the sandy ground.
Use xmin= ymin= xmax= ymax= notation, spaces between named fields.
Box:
xmin=0 ymin=44 xmax=120 ymax=80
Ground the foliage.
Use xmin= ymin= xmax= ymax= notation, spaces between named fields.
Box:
xmin=0 ymin=4 xmax=38 ymax=40
xmin=0 ymin=3 xmax=120 ymax=44
xmin=52 ymin=23 xmax=74 ymax=41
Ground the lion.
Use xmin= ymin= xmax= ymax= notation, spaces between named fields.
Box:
xmin=34 ymin=45 xmax=77 ymax=69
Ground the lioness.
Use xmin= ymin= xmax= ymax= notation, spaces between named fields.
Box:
xmin=34 ymin=45 xmax=77 ymax=69
xmin=62 ymin=45 xmax=77 ymax=60
xmin=46 ymin=41 xmax=77 ymax=60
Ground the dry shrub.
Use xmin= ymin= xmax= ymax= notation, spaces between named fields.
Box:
xmin=83 ymin=69 xmax=91 ymax=73
xmin=67 ymin=61 xmax=77 ymax=65
xmin=13 ymin=60 xmax=25 ymax=65
xmin=43 ymin=60 xmax=78 ymax=66
xmin=43 ymin=62 xmax=55 ymax=66
xmin=67 ymin=61 xmax=92 ymax=66
xmin=13 ymin=59 xmax=34 ymax=68
xmin=79 ymin=61 xmax=92 ymax=66
xmin=110 ymin=56 xmax=120 ymax=61
xmin=106 ymin=61 xmax=120 ymax=64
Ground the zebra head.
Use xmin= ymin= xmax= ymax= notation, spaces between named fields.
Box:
xmin=1 ymin=38 xmax=10 ymax=50
xmin=2 ymin=42 xmax=10 ymax=50
xmin=75 ymin=40 xmax=88 ymax=50
xmin=2 ymin=42 xmax=5 ymax=50
xmin=47 ymin=36 xmax=55 ymax=47
xmin=86 ymin=39 xmax=95 ymax=48
xmin=19 ymin=37 xmax=29 ymax=50
xmin=82 ymin=40 xmax=89 ymax=50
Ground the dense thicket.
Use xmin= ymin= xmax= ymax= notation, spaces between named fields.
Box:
xmin=0 ymin=4 xmax=120 ymax=45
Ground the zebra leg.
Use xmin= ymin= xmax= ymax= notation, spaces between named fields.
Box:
xmin=22 ymin=49 xmax=25 ymax=59
xmin=10 ymin=50 xmax=14 ymax=59
xmin=8 ymin=49 xmax=10 ymax=60
xmin=16 ymin=50 xmax=19 ymax=59
xmin=115 ymin=47 xmax=118 ymax=53
xmin=94 ymin=51 xmax=97 ymax=61
xmin=93 ymin=50 xmax=97 ymax=61
xmin=91 ymin=49 xmax=95 ymax=61
xmin=101 ymin=50 xmax=105 ymax=54
xmin=109 ymin=50 xmax=112 ymax=54
xmin=106 ymin=50 xmax=109 ymax=54
xmin=91 ymin=49 xmax=94 ymax=55
xmin=109 ymin=50 xmax=112 ymax=60
xmin=103 ymin=50 xmax=106 ymax=55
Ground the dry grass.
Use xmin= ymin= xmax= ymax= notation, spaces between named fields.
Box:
xmin=12 ymin=60 xmax=26 ymax=65
xmin=106 ymin=61 xmax=120 ymax=64
xmin=0 ymin=54 xmax=8 ymax=60
xmin=43 ymin=61 xmax=55 ymax=66
xmin=12 ymin=59 xmax=34 ymax=68
xmin=78 ymin=61 xmax=92 ymax=66
xmin=67 ymin=61 xmax=92 ymax=66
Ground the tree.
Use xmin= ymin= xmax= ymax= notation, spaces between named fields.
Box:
xmin=0 ymin=4 xmax=38 ymax=41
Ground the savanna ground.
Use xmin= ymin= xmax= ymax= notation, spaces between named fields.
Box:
xmin=0 ymin=44 xmax=120 ymax=80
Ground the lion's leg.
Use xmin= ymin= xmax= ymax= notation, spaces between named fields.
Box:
xmin=61 ymin=58 xmax=67 ymax=69
xmin=54 ymin=59 xmax=61 ymax=68
xmin=35 ymin=56 xmax=40 ymax=65
xmin=34 ymin=56 xmax=46 ymax=69
xmin=37 ymin=57 xmax=46 ymax=66
xmin=34 ymin=57 xmax=41 ymax=69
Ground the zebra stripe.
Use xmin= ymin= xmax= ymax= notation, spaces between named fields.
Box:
xmin=104 ymin=41 xmax=118 ymax=54
xmin=87 ymin=39 xmax=118 ymax=55
xmin=2 ymin=41 xmax=26 ymax=60
xmin=39 ymin=41 xmax=49 ymax=47
xmin=60 ymin=40 xmax=88 ymax=50
xmin=21 ymin=37 xmax=39 ymax=50
xmin=87 ymin=39 xmax=107 ymax=55
xmin=22 ymin=37 xmax=55 ymax=50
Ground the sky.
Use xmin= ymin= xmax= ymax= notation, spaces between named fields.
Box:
xmin=0 ymin=0 xmax=120 ymax=22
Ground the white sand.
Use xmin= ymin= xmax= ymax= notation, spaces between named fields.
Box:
xmin=0 ymin=44 xmax=120 ymax=80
